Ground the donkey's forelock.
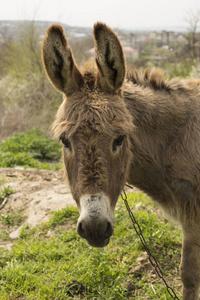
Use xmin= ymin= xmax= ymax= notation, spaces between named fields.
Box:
xmin=52 ymin=93 xmax=134 ymax=140
xmin=51 ymin=65 xmax=134 ymax=139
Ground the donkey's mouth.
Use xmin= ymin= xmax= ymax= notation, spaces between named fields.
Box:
xmin=77 ymin=193 xmax=114 ymax=247
xmin=86 ymin=237 xmax=110 ymax=248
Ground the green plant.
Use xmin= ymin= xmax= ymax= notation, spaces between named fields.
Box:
xmin=0 ymin=212 xmax=24 ymax=227
xmin=47 ymin=207 xmax=79 ymax=229
xmin=0 ymin=130 xmax=61 ymax=160
xmin=0 ymin=186 xmax=14 ymax=205
xmin=164 ymin=59 xmax=196 ymax=78
xmin=0 ymin=130 xmax=62 ymax=169
xmin=0 ymin=151 xmax=61 ymax=170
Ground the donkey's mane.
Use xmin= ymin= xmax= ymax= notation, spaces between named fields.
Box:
xmin=127 ymin=67 xmax=200 ymax=93
xmin=79 ymin=62 xmax=200 ymax=95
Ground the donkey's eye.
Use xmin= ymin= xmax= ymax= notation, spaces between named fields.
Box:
xmin=59 ymin=137 xmax=72 ymax=150
xmin=112 ymin=135 xmax=125 ymax=152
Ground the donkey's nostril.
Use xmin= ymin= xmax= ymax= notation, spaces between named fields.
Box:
xmin=104 ymin=222 xmax=113 ymax=238
xmin=77 ymin=222 xmax=86 ymax=238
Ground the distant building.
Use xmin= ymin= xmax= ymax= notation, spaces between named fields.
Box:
xmin=123 ymin=46 xmax=139 ymax=60
xmin=149 ymin=31 xmax=157 ymax=41
xmin=177 ymin=34 xmax=187 ymax=45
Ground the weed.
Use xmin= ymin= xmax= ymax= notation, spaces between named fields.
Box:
xmin=0 ymin=177 xmax=6 ymax=185
xmin=0 ymin=212 xmax=24 ymax=227
xmin=19 ymin=225 xmax=39 ymax=239
xmin=0 ymin=186 xmax=14 ymax=205
xmin=0 ymin=151 xmax=61 ymax=170
xmin=43 ymin=207 xmax=79 ymax=230
xmin=0 ymin=129 xmax=61 ymax=160
xmin=0 ymin=130 xmax=62 ymax=169
xmin=0 ymin=229 xmax=10 ymax=241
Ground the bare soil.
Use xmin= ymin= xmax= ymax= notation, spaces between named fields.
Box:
xmin=0 ymin=168 xmax=138 ymax=249
xmin=0 ymin=168 xmax=75 ymax=246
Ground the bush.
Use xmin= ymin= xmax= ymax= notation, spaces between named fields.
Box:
xmin=0 ymin=74 xmax=61 ymax=139
xmin=0 ymin=130 xmax=62 ymax=169
xmin=163 ymin=59 xmax=196 ymax=78
xmin=0 ymin=130 xmax=61 ymax=160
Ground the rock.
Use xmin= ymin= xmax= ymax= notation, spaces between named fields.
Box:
xmin=9 ymin=227 xmax=22 ymax=239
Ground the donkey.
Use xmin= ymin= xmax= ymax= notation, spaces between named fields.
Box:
xmin=42 ymin=22 xmax=200 ymax=299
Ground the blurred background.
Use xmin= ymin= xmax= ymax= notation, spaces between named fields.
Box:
xmin=0 ymin=0 xmax=200 ymax=139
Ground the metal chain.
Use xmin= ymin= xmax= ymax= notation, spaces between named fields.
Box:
xmin=121 ymin=188 xmax=180 ymax=300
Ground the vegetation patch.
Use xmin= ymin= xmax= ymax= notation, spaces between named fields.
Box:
xmin=0 ymin=212 xmax=25 ymax=227
xmin=0 ymin=130 xmax=62 ymax=170
xmin=0 ymin=186 xmax=14 ymax=205
xmin=0 ymin=193 xmax=182 ymax=299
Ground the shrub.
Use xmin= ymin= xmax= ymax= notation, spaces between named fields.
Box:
xmin=0 ymin=130 xmax=61 ymax=160
xmin=0 ymin=130 xmax=62 ymax=169
xmin=0 ymin=74 xmax=61 ymax=139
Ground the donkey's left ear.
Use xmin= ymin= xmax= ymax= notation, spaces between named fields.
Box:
xmin=94 ymin=22 xmax=126 ymax=93
xmin=42 ymin=24 xmax=84 ymax=96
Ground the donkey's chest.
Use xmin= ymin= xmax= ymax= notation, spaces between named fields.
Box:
xmin=128 ymin=159 xmax=172 ymax=204
xmin=127 ymin=156 xmax=195 ymax=209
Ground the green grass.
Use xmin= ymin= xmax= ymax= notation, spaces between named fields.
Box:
xmin=0 ymin=193 xmax=182 ymax=299
xmin=0 ymin=130 xmax=62 ymax=170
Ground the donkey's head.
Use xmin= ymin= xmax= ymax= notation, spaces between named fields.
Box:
xmin=42 ymin=23 xmax=133 ymax=247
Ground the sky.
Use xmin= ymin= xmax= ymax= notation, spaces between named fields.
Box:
xmin=0 ymin=0 xmax=200 ymax=30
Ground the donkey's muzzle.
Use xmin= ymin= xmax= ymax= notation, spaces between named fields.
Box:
xmin=77 ymin=193 xmax=114 ymax=247
xmin=77 ymin=219 xmax=113 ymax=247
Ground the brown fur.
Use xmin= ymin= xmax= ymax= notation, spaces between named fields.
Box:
xmin=42 ymin=22 xmax=200 ymax=299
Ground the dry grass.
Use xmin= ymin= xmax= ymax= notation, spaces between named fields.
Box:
xmin=0 ymin=74 xmax=61 ymax=139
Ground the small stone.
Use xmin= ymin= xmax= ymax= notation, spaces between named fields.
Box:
xmin=9 ymin=228 xmax=21 ymax=239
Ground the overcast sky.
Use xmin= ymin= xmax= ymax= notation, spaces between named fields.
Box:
xmin=0 ymin=0 xmax=200 ymax=30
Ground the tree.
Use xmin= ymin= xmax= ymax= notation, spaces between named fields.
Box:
xmin=0 ymin=20 xmax=43 ymax=78
xmin=185 ymin=8 xmax=200 ymax=58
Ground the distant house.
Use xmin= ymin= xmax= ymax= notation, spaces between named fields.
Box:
xmin=148 ymin=30 xmax=176 ymax=47
xmin=87 ymin=46 xmax=139 ymax=61
xmin=123 ymin=46 xmax=139 ymax=60
xmin=177 ymin=34 xmax=187 ymax=45
xmin=149 ymin=31 xmax=158 ymax=41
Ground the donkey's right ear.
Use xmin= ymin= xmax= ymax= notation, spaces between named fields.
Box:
xmin=94 ymin=22 xmax=126 ymax=93
xmin=42 ymin=25 xmax=84 ymax=96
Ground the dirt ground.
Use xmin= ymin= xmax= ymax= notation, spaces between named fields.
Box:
xmin=0 ymin=168 xmax=75 ymax=245
xmin=0 ymin=168 xmax=138 ymax=249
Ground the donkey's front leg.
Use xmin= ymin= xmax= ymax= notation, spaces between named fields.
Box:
xmin=180 ymin=232 xmax=200 ymax=300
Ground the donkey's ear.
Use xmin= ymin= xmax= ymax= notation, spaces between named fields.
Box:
xmin=42 ymin=25 xmax=84 ymax=96
xmin=94 ymin=22 xmax=126 ymax=93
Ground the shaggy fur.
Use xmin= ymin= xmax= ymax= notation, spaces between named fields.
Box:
xmin=42 ymin=22 xmax=200 ymax=299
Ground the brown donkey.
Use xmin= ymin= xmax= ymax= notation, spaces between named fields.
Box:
xmin=42 ymin=22 xmax=200 ymax=299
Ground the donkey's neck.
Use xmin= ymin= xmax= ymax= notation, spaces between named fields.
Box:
xmin=123 ymin=80 xmax=194 ymax=203
xmin=123 ymin=80 xmax=191 ymax=135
